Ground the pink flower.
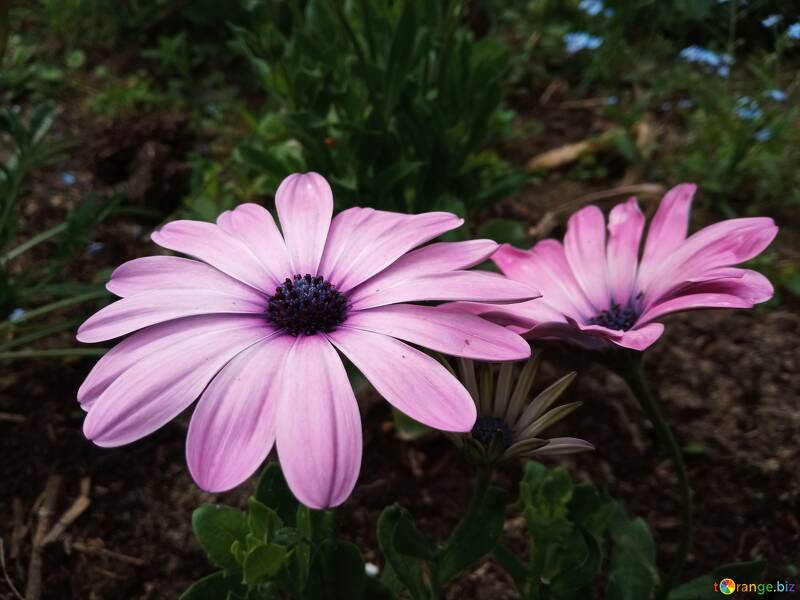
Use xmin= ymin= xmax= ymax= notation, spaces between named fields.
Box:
xmin=451 ymin=184 xmax=777 ymax=351
xmin=77 ymin=173 xmax=536 ymax=508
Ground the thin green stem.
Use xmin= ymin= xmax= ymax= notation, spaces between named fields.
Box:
xmin=0 ymin=348 xmax=107 ymax=359
xmin=615 ymin=352 xmax=692 ymax=600
xmin=0 ymin=289 xmax=107 ymax=332
xmin=1 ymin=222 xmax=67 ymax=263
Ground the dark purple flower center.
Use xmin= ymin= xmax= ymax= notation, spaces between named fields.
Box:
xmin=471 ymin=416 xmax=513 ymax=449
xmin=588 ymin=303 xmax=638 ymax=331
xmin=267 ymin=274 xmax=348 ymax=336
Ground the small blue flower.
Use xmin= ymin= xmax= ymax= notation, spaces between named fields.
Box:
xmin=788 ymin=22 xmax=800 ymax=40
xmin=755 ymin=128 xmax=772 ymax=142
xmin=734 ymin=96 xmax=763 ymax=121
xmin=764 ymin=89 xmax=787 ymax=102
xmin=606 ymin=96 xmax=619 ymax=106
xmin=61 ymin=172 xmax=76 ymax=186
xmin=578 ymin=0 xmax=604 ymax=17
xmin=677 ymin=98 xmax=694 ymax=109
xmin=8 ymin=308 xmax=26 ymax=323
xmin=679 ymin=45 xmax=734 ymax=77
xmin=762 ymin=14 xmax=781 ymax=28
xmin=563 ymin=32 xmax=603 ymax=54
xmin=86 ymin=241 xmax=105 ymax=257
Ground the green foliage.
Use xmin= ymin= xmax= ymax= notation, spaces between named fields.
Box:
xmin=185 ymin=462 xmax=396 ymax=600
xmin=224 ymin=0 xmax=523 ymax=217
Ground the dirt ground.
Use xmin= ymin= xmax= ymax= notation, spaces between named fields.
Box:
xmin=1 ymin=103 xmax=799 ymax=599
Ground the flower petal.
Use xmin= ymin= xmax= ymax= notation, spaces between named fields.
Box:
xmin=345 ymin=304 xmax=531 ymax=361
xmin=275 ymin=172 xmax=333 ymax=275
xmin=611 ymin=323 xmax=664 ymax=351
xmin=564 ymin=205 xmax=610 ymax=311
xmin=327 ymin=327 xmax=476 ymax=431
xmin=493 ymin=242 xmax=596 ymax=321
xmin=640 ymin=217 xmax=777 ymax=303
xmin=83 ymin=317 xmax=273 ymax=446
xmin=606 ymin=198 xmax=645 ymax=305
xmin=638 ymin=293 xmax=754 ymax=325
xmin=350 ymin=271 xmax=538 ymax=310
xmin=186 ymin=335 xmax=294 ymax=492
xmin=275 ymin=335 xmax=361 ymax=509
xmin=151 ymin=220 xmax=277 ymax=292
xmin=106 ymin=256 xmax=261 ymax=299
xmin=77 ymin=289 xmax=267 ymax=343
xmin=347 ymin=239 xmax=498 ymax=305
xmin=527 ymin=437 xmax=594 ymax=457
xmin=216 ymin=203 xmax=292 ymax=284
xmin=319 ymin=207 xmax=462 ymax=292
xmin=640 ymin=183 xmax=696 ymax=274
xmin=78 ymin=315 xmax=269 ymax=409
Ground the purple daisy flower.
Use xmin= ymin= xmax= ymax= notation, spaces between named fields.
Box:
xmin=76 ymin=173 xmax=536 ymax=508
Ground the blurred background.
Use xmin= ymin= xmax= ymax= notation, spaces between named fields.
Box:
xmin=1 ymin=1 xmax=798 ymax=598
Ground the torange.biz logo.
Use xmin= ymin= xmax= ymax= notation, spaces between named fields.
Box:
xmin=715 ymin=578 xmax=798 ymax=595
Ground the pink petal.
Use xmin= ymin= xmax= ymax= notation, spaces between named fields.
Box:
xmin=275 ymin=335 xmax=361 ymax=509
xmin=186 ymin=335 xmax=294 ymax=493
xmin=564 ymin=205 xmax=610 ymax=311
xmin=611 ymin=323 xmax=664 ymax=351
xmin=347 ymin=239 xmax=498 ymax=305
xmin=275 ymin=172 xmax=333 ymax=276
xmin=493 ymin=241 xmax=595 ymax=321
xmin=327 ymin=327 xmax=476 ymax=431
xmin=529 ymin=437 xmax=594 ymax=456
xmin=638 ymin=293 xmax=753 ymax=325
xmin=606 ymin=198 xmax=644 ymax=305
xmin=78 ymin=315 xmax=269 ymax=409
xmin=350 ymin=271 xmax=538 ymax=310
xmin=319 ymin=207 xmax=462 ymax=292
xmin=640 ymin=183 xmax=697 ymax=273
xmin=641 ymin=217 xmax=778 ymax=303
xmin=106 ymin=256 xmax=261 ymax=299
xmin=344 ymin=304 xmax=531 ymax=361
xmin=216 ymin=203 xmax=293 ymax=285
xmin=447 ymin=299 xmax=568 ymax=331
xmin=83 ymin=318 xmax=274 ymax=446
xmin=77 ymin=289 xmax=267 ymax=343
xmin=151 ymin=220 xmax=277 ymax=292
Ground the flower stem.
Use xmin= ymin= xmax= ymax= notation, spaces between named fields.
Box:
xmin=615 ymin=352 xmax=692 ymax=600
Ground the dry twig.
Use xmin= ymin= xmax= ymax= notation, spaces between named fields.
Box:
xmin=1 ymin=539 xmax=25 ymax=600
xmin=43 ymin=478 xmax=91 ymax=545
xmin=24 ymin=475 xmax=61 ymax=600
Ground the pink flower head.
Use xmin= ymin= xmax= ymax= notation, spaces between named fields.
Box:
xmin=77 ymin=172 xmax=537 ymax=508
xmin=452 ymin=184 xmax=777 ymax=351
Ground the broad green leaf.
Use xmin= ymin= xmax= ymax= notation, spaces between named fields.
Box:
xmin=713 ymin=559 xmax=767 ymax=583
xmin=493 ymin=543 xmax=528 ymax=591
xmin=180 ymin=571 xmax=245 ymax=600
xmin=243 ymin=543 xmax=289 ymax=585
xmin=549 ymin=528 xmax=603 ymax=594
xmin=667 ymin=575 xmax=715 ymax=600
xmin=330 ymin=541 xmax=367 ymax=599
xmin=436 ymin=485 xmax=509 ymax=585
xmin=606 ymin=515 xmax=658 ymax=600
xmin=377 ymin=505 xmax=428 ymax=600
xmin=568 ymin=484 xmax=616 ymax=539
xmin=383 ymin=0 xmax=417 ymax=113
xmin=255 ymin=462 xmax=298 ymax=526
xmin=247 ymin=497 xmax=283 ymax=544
xmin=192 ymin=505 xmax=248 ymax=573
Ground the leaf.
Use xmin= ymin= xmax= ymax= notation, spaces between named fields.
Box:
xmin=192 ymin=505 xmax=248 ymax=573
xmin=377 ymin=505 xmax=428 ymax=600
xmin=713 ymin=559 xmax=767 ymax=582
xmin=476 ymin=218 xmax=526 ymax=246
xmin=605 ymin=515 xmax=658 ymax=600
xmin=180 ymin=571 xmax=245 ymax=600
xmin=364 ymin=575 xmax=398 ymax=600
xmin=383 ymin=0 xmax=417 ymax=113
xmin=667 ymin=560 xmax=767 ymax=600
xmin=330 ymin=541 xmax=367 ymax=599
xmin=520 ymin=462 xmax=574 ymax=546
xmin=667 ymin=575 xmax=715 ymax=600
xmin=255 ymin=462 xmax=298 ymax=526
xmin=247 ymin=497 xmax=283 ymax=544
xmin=436 ymin=485 xmax=509 ymax=585
xmin=549 ymin=528 xmax=603 ymax=594
xmin=492 ymin=543 xmax=528 ymax=591
xmin=243 ymin=543 xmax=289 ymax=585
xmin=391 ymin=408 xmax=434 ymax=441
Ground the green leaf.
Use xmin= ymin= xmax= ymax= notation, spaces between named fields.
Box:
xmin=364 ymin=575 xmax=397 ymax=600
xmin=255 ymin=462 xmax=298 ymax=526
xmin=568 ymin=484 xmax=616 ymax=539
xmin=329 ymin=541 xmax=367 ymax=599
xmin=606 ymin=515 xmax=658 ymax=600
xmin=436 ymin=485 xmax=509 ymax=585
xmin=549 ymin=528 xmax=603 ymax=594
xmin=377 ymin=505 xmax=428 ymax=599
xmin=713 ymin=559 xmax=767 ymax=582
xmin=192 ymin=505 xmax=249 ymax=573
xmin=667 ymin=560 xmax=767 ymax=600
xmin=477 ymin=218 xmax=526 ymax=246
xmin=243 ymin=543 xmax=289 ymax=585
xmin=247 ymin=497 xmax=283 ymax=544
xmin=180 ymin=571 xmax=245 ymax=600
xmin=492 ymin=543 xmax=528 ymax=591
xmin=383 ymin=0 xmax=417 ymax=113
xmin=521 ymin=462 xmax=574 ymax=546
xmin=667 ymin=575 xmax=715 ymax=600
xmin=391 ymin=408 xmax=434 ymax=441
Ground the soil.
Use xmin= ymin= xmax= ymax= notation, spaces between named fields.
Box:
xmin=2 ymin=93 xmax=799 ymax=600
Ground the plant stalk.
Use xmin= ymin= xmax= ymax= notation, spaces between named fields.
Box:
xmin=615 ymin=352 xmax=692 ymax=600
